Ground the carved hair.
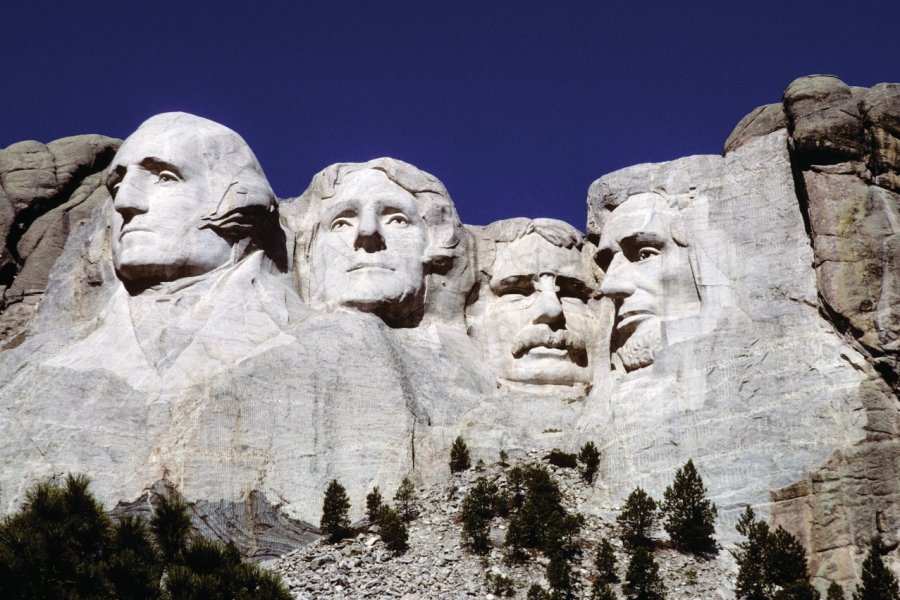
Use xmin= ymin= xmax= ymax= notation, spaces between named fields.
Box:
xmin=475 ymin=217 xmax=593 ymax=279
xmin=297 ymin=157 xmax=464 ymax=270
xmin=590 ymin=185 xmax=690 ymax=248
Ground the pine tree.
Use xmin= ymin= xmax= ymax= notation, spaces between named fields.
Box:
xmin=734 ymin=506 xmax=817 ymax=600
xmin=106 ymin=516 xmax=161 ymax=600
xmin=376 ymin=506 xmax=409 ymax=555
xmin=661 ymin=459 xmax=717 ymax=555
xmin=578 ymin=441 xmax=601 ymax=485
xmin=547 ymin=551 xmax=575 ymax=599
xmin=595 ymin=538 xmax=619 ymax=583
xmin=0 ymin=474 xmax=291 ymax=599
xmin=827 ymin=582 xmax=845 ymax=600
xmin=394 ymin=477 xmax=419 ymax=523
xmin=854 ymin=542 xmax=900 ymax=600
xmin=735 ymin=506 xmax=771 ymax=600
xmin=450 ymin=436 xmax=472 ymax=473
xmin=527 ymin=583 xmax=553 ymax=599
xmin=591 ymin=580 xmax=619 ymax=600
xmin=150 ymin=494 xmax=192 ymax=565
xmin=768 ymin=526 xmax=810 ymax=589
xmin=460 ymin=476 xmax=499 ymax=553
xmin=623 ymin=546 xmax=666 ymax=600
xmin=320 ymin=479 xmax=351 ymax=542
xmin=617 ymin=487 xmax=659 ymax=551
xmin=505 ymin=466 xmax=582 ymax=561
xmin=366 ymin=486 xmax=383 ymax=523
xmin=0 ymin=474 xmax=113 ymax=599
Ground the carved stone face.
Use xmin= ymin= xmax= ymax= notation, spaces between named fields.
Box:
xmin=308 ymin=169 xmax=428 ymax=318
xmin=597 ymin=192 xmax=699 ymax=371
xmin=108 ymin=126 xmax=233 ymax=287
xmin=470 ymin=232 xmax=595 ymax=387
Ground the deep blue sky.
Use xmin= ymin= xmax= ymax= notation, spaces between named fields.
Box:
xmin=3 ymin=1 xmax=898 ymax=228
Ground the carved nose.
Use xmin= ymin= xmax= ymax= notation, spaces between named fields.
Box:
xmin=599 ymin=254 xmax=636 ymax=299
xmin=354 ymin=214 xmax=387 ymax=253
xmin=113 ymin=176 xmax=148 ymax=222
xmin=532 ymin=285 xmax=566 ymax=330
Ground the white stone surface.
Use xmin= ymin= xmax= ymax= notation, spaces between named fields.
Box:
xmin=0 ymin=113 xmax=897 ymax=586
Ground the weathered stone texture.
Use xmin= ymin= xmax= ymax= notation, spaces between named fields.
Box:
xmin=1 ymin=80 xmax=899 ymax=590
xmin=0 ymin=134 xmax=118 ymax=343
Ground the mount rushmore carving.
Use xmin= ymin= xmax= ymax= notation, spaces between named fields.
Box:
xmin=1 ymin=75 xmax=899 ymax=586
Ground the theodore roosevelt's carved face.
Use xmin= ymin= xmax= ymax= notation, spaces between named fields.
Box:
xmin=108 ymin=122 xmax=232 ymax=288
xmin=597 ymin=192 xmax=698 ymax=371
xmin=308 ymin=169 xmax=428 ymax=319
xmin=468 ymin=221 xmax=597 ymax=388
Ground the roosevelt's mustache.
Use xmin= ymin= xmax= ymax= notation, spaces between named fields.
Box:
xmin=512 ymin=325 xmax=588 ymax=365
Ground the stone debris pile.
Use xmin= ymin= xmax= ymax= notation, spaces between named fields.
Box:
xmin=270 ymin=452 xmax=736 ymax=599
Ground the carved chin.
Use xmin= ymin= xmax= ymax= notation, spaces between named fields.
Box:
xmin=617 ymin=322 xmax=662 ymax=372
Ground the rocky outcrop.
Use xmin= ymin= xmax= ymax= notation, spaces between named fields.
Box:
xmin=1 ymin=80 xmax=899 ymax=593
xmin=719 ymin=75 xmax=900 ymax=588
xmin=0 ymin=134 xmax=119 ymax=345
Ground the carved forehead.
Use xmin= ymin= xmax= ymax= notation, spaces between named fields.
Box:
xmin=112 ymin=112 xmax=259 ymax=181
xmin=599 ymin=193 xmax=674 ymax=250
xmin=491 ymin=233 xmax=589 ymax=284
xmin=321 ymin=169 xmax=420 ymax=212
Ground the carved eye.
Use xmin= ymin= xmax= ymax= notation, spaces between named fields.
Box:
xmin=637 ymin=247 xmax=660 ymax=262
xmin=156 ymin=170 xmax=180 ymax=184
xmin=498 ymin=283 xmax=534 ymax=298
xmin=331 ymin=218 xmax=353 ymax=231
xmin=385 ymin=214 xmax=409 ymax=228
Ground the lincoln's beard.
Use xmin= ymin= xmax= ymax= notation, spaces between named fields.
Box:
xmin=615 ymin=319 xmax=662 ymax=372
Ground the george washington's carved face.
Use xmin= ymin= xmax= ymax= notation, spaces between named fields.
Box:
xmin=597 ymin=192 xmax=699 ymax=371
xmin=108 ymin=125 xmax=233 ymax=288
xmin=308 ymin=169 xmax=428 ymax=318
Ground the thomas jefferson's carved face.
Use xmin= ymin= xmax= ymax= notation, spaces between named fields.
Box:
xmin=108 ymin=127 xmax=233 ymax=287
xmin=469 ymin=233 xmax=596 ymax=387
xmin=597 ymin=192 xmax=697 ymax=371
xmin=308 ymin=169 xmax=428 ymax=318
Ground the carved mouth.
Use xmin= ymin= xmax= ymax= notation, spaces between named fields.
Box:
xmin=119 ymin=227 xmax=152 ymax=239
xmin=347 ymin=264 xmax=395 ymax=272
xmin=616 ymin=310 xmax=654 ymax=331
xmin=512 ymin=335 xmax=588 ymax=367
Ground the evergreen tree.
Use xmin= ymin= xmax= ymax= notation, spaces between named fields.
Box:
xmin=366 ymin=486 xmax=383 ymax=523
xmin=735 ymin=506 xmax=771 ymax=600
xmin=854 ymin=542 xmax=900 ymax=600
xmin=768 ymin=526 xmax=811 ymax=589
xmin=376 ymin=506 xmax=409 ymax=555
xmin=661 ymin=459 xmax=717 ymax=555
xmin=393 ymin=477 xmax=419 ymax=522
xmin=591 ymin=580 xmax=619 ymax=600
xmin=826 ymin=582 xmax=845 ymax=600
xmin=505 ymin=466 xmax=582 ymax=561
xmin=527 ymin=583 xmax=553 ymax=600
xmin=460 ymin=476 xmax=499 ymax=553
xmin=734 ymin=506 xmax=818 ymax=600
xmin=0 ymin=474 xmax=290 ymax=599
xmin=151 ymin=494 xmax=192 ymax=565
xmin=578 ymin=441 xmax=601 ymax=485
xmin=623 ymin=546 xmax=666 ymax=600
xmin=450 ymin=436 xmax=472 ymax=473
xmin=106 ymin=516 xmax=161 ymax=600
xmin=320 ymin=479 xmax=351 ymax=542
xmin=499 ymin=450 xmax=510 ymax=467
xmin=547 ymin=551 xmax=574 ymax=599
xmin=617 ymin=487 xmax=659 ymax=551
xmin=0 ymin=474 xmax=113 ymax=599
xmin=595 ymin=537 xmax=619 ymax=583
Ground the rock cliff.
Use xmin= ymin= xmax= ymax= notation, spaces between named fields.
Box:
xmin=0 ymin=75 xmax=897 ymax=591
